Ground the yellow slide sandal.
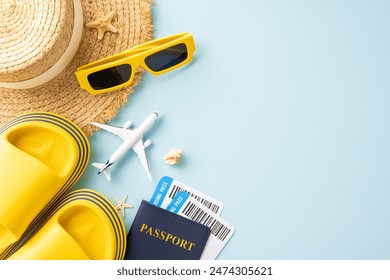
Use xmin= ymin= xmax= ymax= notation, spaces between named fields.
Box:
xmin=9 ymin=189 xmax=126 ymax=260
xmin=0 ymin=112 xmax=90 ymax=258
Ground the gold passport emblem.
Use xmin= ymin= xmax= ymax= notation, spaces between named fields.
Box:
xmin=139 ymin=223 xmax=196 ymax=251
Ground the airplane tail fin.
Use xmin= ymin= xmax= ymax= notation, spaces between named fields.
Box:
xmin=92 ymin=162 xmax=111 ymax=181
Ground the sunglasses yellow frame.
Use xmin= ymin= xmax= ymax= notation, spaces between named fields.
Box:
xmin=75 ymin=32 xmax=195 ymax=95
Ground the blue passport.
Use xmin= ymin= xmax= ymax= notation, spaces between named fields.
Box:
xmin=125 ymin=200 xmax=211 ymax=260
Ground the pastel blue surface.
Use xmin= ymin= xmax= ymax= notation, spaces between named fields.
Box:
xmin=74 ymin=0 xmax=390 ymax=259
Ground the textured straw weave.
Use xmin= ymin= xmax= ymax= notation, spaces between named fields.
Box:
xmin=0 ymin=0 xmax=153 ymax=135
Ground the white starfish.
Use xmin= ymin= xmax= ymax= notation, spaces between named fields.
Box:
xmin=114 ymin=195 xmax=133 ymax=217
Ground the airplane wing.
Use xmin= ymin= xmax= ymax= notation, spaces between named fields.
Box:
xmin=132 ymin=138 xmax=152 ymax=181
xmin=89 ymin=122 xmax=134 ymax=141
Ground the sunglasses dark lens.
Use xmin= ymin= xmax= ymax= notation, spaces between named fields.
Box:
xmin=145 ymin=43 xmax=188 ymax=72
xmin=87 ymin=64 xmax=132 ymax=90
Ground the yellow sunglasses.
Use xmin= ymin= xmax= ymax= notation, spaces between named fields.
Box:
xmin=75 ymin=32 xmax=195 ymax=95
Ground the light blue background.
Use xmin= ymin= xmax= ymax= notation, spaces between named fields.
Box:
xmin=75 ymin=0 xmax=390 ymax=259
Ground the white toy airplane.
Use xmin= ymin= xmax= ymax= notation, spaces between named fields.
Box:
xmin=89 ymin=112 xmax=159 ymax=181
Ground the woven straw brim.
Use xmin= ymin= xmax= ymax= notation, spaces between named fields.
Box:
xmin=0 ymin=0 xmax=153 ymax=136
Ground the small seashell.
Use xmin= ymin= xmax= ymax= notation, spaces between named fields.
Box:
xmin=164 ymin=148 xmax=182 ymax=165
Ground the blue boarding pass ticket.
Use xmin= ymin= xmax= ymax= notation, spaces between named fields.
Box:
xmin=166 ymin=191 xmax=235 ymax=260
xmin=150 ymin=176 xmax=224 ymax=215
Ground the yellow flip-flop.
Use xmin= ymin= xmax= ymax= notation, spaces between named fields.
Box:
xmin=0 ymin=112 xmax=90 ymax=258
xmin=9 ymin=189 xmax=126 ymax=260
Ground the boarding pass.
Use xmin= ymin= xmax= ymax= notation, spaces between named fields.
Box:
xmin=166 ymin=191 xmax=235 ymax=260
xmin=150 ymin=176 xmax=224 ymax=215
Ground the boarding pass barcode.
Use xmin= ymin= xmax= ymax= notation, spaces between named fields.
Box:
xmin=168 ymin=184 xmax=221 ymax=214
xmin=182 ymin=202 xmax=231 ymax=242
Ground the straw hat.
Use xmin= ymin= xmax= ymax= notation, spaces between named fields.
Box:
xmin=0 ymin=0 xmax=153 ymax=135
